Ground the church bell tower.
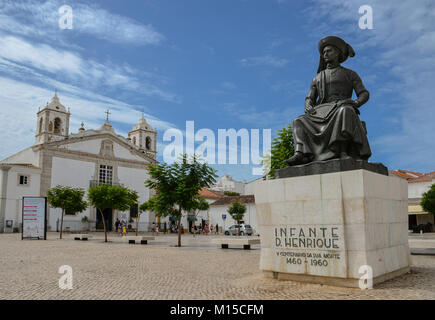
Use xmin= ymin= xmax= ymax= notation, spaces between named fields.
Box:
xmin=128 ymin=113 xmax=157 ymax=159
xmin=35 ymin=92 xmax=70 ymax=145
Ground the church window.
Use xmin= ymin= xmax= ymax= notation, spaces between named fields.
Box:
xmin=99 ymin=165 xmax=113 ymax=185
xmin=54 ymin=118 xmax=61 ymax=134
xmin=133 ymin=137 xmax=136 ymax=145
xmin=49 ymin=122 xmax=53 ymax=132
xmin=146 ymin=137 xmax=151 ymax=150
xmin=18 ymin=175 xmax=29 ymax=186
xmin=39 ymin=118 xmax=43 ymax=133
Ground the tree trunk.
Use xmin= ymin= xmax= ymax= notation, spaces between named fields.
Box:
xmin=177 ymin=207 xmax=182 ymax=247
xmin=60 ymin=208 xmax=65 ymax=239
xmin=99 ymin=208 xmax=108 ymax=243
xmin=136 ymin=214 xmax=140 ymax=236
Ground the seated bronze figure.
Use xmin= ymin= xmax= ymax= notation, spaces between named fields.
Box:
xmin=285 ymin=36 xmax=371 ymax=166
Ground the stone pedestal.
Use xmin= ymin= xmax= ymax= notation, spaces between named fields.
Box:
xmin=253 ymin=169 xmax=411 ymax=288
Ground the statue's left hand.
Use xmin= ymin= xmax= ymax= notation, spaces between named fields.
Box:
xmin=339 ymin=98 xmax=357 ymax=107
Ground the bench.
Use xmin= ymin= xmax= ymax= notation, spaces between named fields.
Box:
xmin=123 ymin=236 xmax=155 ymax=245
xmin=212 ymin=238 xmax=260 ymax=250
xmin=73 ymin=234 xmax=92 ymax=241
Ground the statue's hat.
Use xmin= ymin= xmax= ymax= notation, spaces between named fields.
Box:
xmin=318 ymin=36 xmax=355 ymax=63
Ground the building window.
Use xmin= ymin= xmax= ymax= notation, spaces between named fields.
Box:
xmin=18 ymin=175 xmax=29 ymax=186
xmin=146 ymin=137 xmax=151 ymax=150
xmin=99 ymin=165 xmax=113 ymax=185
xmin=39 ymin=118 xmax=43 ymax=133
xmin=54 ymin=118 xmax=61 ymax=134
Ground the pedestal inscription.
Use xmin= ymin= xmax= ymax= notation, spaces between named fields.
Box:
xmin=272 ymin=225 xmax=347 ymax=278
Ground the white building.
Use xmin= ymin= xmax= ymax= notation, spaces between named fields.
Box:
xmin=210 ymin=174 xmax=246 ymax=195
xmin=157 ymin=188 xmax=223 ymax=233
xmin=209 ymin=195 xmax=257 ymax=234
xmin=0 ymin=93 xmax=158 ymax=233
xmin=390 ymin=169 xmax=435 ymax=231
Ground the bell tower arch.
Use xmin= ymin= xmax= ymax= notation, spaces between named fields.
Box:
xmin=35 ymin=92 xmax=70 ymax=145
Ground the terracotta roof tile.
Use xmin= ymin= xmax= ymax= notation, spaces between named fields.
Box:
xmin=198 ymin=188 xmax=223 ymax=199
xmin=211 ymin=195 xmax=255 ymax=206
xmin=408 ymin=171 xmax=435 ymax=183
xmin=0 ymin=163 xmax=40 ymax=169
xmin=390 ymin=169 xmax=425 ymax=180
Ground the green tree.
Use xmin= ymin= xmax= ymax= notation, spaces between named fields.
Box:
xmin=421 ymin=183 xmax=435 ymax=216
xmin=189 ymin=197 xmax=210 ymax=231
xmin=145 ymin=154 xmax=217 ymax=247
xmin=264 ymin=123 xmax=295 ymax=179
xmin=88 ymin=184 xmax=138 ymax=242
xmin=227 ymin=201 xmax=246 ymax=236
xmin=138 ymin=198 xmax=162 ymax=237
xmin=46 ymin=185 xmax=88 ymax=239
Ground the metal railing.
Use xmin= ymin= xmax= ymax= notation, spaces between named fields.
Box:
xmin=89 ymin=180 xmax=124 ymax=188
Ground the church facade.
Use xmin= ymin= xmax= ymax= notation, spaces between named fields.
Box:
xmin=0 ymin=93 xmax=158 ymax=233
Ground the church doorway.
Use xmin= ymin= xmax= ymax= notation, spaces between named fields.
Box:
xmin=96 ymin=208 xmax=113 ymax=231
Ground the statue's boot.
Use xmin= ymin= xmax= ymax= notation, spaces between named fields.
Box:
xmin=284 ymin=152 xmax=311 ymax=166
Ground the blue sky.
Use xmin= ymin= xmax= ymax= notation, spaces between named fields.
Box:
xmin=0 ymin=0 xmax=434 ymax=182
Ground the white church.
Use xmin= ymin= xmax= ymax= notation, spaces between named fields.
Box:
xmin=0 ymin=93 xmax=158 ymax=233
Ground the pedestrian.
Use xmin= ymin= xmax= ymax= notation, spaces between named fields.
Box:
xmin=210 ymin=224 xmax=214 ymax=234
xmin=155 ymin=225 xmax=159 ymax=236
xmin=118 ymin=220 xmax=123 ymax=236
xmin=215 ymin=223 xmax=219 ymax=235
xmin=163 ymin=222 xmax=167 ymax=234
xmin=115 ymin=219 xmax=120 ymax=233
xmin=122 ymin=224 xmax=127 ymax=236
xmin=151 ymin=222 xmax=156 ymax=236
xmin=204 ymin=224 xmax=209 ymax=236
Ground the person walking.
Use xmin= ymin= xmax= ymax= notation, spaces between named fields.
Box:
xmin=115 ymin=219 xmax=120 ymax=233
xmin=151 ymin=222 xmax=156 ymax=236
xmin=215 ymin=223 xmax=219 ymax=235
xmin=204 ymin=224 xmax=209 ymax=236
xmin=210 ymin=224 xmax=214 ymax=234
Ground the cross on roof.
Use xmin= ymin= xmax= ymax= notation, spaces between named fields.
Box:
xmin=105 ymin=109 xmax=111 ymax=122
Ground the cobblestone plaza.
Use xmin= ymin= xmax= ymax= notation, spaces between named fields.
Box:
xmin=0 ymin=233 xmax=434 ymax=300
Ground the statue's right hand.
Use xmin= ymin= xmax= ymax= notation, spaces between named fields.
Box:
xmin=305 ymin=105 xmax=316 ymax=115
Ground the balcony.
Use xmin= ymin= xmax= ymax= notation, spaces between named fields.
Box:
xmin=89 ymin=180 xmax=124 ymax=188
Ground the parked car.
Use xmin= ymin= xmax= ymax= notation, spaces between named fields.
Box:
xmin=224 ymin=224 xmax=254 ymax=236
xmin=413 ymin=223 xmax=433 ymax=233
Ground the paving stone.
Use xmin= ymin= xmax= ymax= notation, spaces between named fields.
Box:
xmin=0 ymin=232 xmax=434 ymax=300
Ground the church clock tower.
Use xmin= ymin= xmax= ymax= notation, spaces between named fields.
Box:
xmin=35 ymin=92 xmax=70 ymax=145
xmin=128 ymin=113 xmax=157 ymax=159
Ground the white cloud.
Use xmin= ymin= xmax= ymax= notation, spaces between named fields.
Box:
xmin=0 ymin=35 xmax=180 ymax=103
xmin=240 ymin=55 xmax=289 ymax=68
xmin=0 ymin=76 xmax=177 ymax=161
xmin=0 ymin=0 xmax=164 ymax=46
xmin=222 ymin=102 xmax=298 ymax=128
xmin=0 ymin=36 xmax=83 ymax=75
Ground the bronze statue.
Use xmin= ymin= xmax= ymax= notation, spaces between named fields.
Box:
xmin=285 ymin=36 xmax=371 ymax=166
